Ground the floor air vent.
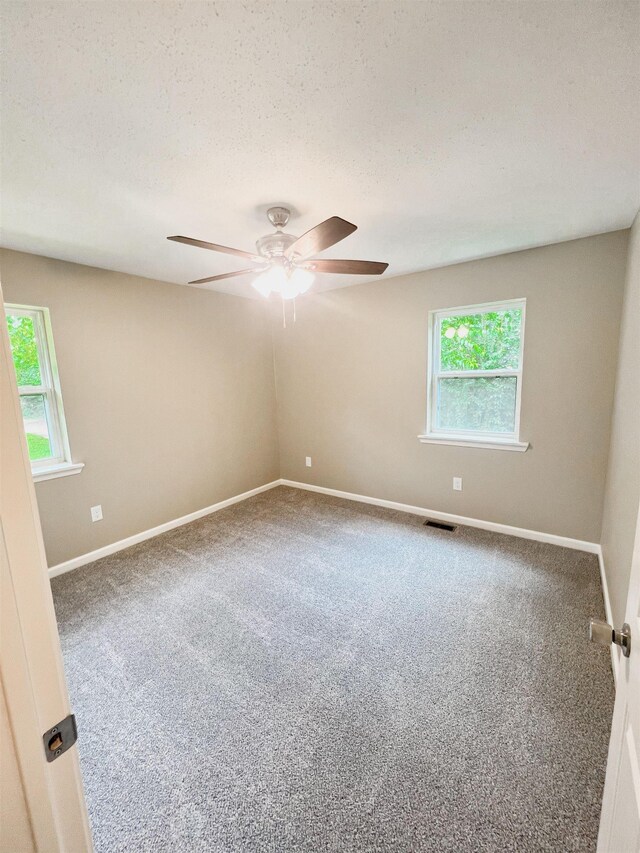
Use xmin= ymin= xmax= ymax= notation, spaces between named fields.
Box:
xmin=424 ymin=520 xmax=457 ymax=532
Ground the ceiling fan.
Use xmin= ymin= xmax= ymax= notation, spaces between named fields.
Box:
xmin=167 ymin=207 xmax=388 ymax=299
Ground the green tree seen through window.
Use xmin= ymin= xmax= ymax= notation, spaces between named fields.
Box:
xmin=440 ymin=309 xmax=522 ymax=372
xmin=6 ymin=313 xmax=52 ymax=460
xmin=6 ymin=315 xmax=42 ymax=385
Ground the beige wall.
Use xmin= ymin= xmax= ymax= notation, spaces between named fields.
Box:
xmin=601 ymin=212 xmax=640 ymax=626
xmin=1 ymin=249 xmax=279 ymax=566
xmin=273 ymin=231 xmax=628 ymax=543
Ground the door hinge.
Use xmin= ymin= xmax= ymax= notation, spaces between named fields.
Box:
xmin=43 ymin=714 xmax=77 ymax=762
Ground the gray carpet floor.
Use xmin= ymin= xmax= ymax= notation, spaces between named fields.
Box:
xmin=52 ymin=486 xmax=614 ymax=852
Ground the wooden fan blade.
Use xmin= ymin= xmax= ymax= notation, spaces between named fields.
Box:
xmin=300 ymin=259 xmax=388 ymax=275
xmin=285 ymin=217 xmax=357 ymax=261
xmin=188 ymin=268 xmax=260 ymax=285
xmin=168 ymin=235 xmax=263 ymax=263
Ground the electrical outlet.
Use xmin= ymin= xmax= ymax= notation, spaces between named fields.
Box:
xmin=305 ymin=456 xmax=312 ymax=467
xmin=90 ymin=505 xmax=103 ymax=522
xmin=453 ymin=477 xmax=462 ymax=492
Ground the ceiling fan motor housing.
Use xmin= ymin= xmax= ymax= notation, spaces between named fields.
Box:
xmin=256 ymin=230 xmax=298 ymax=260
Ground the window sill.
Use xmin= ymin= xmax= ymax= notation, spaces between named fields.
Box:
xmin=32 ymin=462 xmax=85 ymax=483
xmin=417 ymin=434 xmax=529 ymax=452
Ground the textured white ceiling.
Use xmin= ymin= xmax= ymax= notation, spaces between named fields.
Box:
xmin=2 ymin=1 xmax=639 ymax=298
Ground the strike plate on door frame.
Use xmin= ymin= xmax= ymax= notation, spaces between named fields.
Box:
xmin=42 ymin=714 xmax=77 ymax=762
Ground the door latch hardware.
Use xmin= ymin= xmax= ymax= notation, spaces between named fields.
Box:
xmin=589 ymin=619 xmax=631 ymax=658
xmin=42 ymin=714 xmax=77 ymax=762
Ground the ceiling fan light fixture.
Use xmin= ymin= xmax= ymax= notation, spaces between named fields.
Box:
xmin=281 ymin=269 xmax=314 ymax=299
xmin=251 ymin=265 xmax=315 ymax=299
xmin=251 ymin=267 xmax=279 ymax=297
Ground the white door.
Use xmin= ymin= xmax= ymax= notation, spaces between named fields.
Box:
xmin=0 ymin=291 xmax=93 ymax=851
xmin=598 ymin=504 xmax=640 ymax=852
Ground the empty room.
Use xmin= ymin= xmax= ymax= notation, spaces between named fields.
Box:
xmin=1 ymin=1 xmax=639 ymax=851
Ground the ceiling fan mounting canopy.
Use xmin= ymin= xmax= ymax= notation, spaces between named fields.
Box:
xmin=266 ymin=206 xmax=291 ymax=230
xmin=167 ymin=206 xmax=388 ymax=296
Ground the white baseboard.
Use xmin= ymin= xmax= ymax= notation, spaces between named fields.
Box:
xmin=279 ymin=479 xmax=601 ymax=554
xmin=597 ymin=547 xmax=620 ymax=685
xmin=47 ymin=480 xmax=281 ymax=579
xmin=49 ymin=474 xmax=601 ymax=585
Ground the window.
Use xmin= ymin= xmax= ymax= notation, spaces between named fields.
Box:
xmin=5 ymin=304 xmax=83 ymax=480
xmin=420 ymin=299 xmax=528 ymax=451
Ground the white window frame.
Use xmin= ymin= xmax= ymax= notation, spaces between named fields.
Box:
xmin=419 ymin=298 xmax=529 ymax=452
xmin=5 ymin=303 xmax=83 ymax=481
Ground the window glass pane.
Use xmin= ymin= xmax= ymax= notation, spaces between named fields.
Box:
xmin=20 ymin=395 xmax=53 ymax=460
xmin=440 ymin=309 xmax=522 ymax=371
xmin=6 ymin=314 xmax=43 ymax=386
xmin=437 ymin=376 xmax=517 ymax=433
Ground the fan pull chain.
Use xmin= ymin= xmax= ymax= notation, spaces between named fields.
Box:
xmin=280 ymin=296 xmax=298 ymax=328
